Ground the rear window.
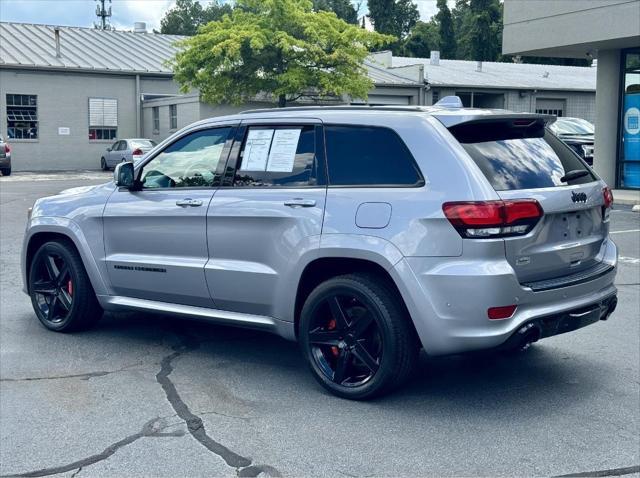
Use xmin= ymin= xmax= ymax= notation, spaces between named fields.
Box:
xmin=130 ymin=140 xmax=156 ymax=149
xmin=450 ymin=120 xmax=595 ymax=191
xmin=325 ymin=125 xmax=423 ymax=187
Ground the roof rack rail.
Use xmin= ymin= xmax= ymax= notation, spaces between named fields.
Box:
xmin=239 ymin=105 xmax=432 ymax=114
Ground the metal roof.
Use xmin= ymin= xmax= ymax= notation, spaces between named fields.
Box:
xmin=0 ymin=22 xmax=183 ymax=75
xmin=390 ymin=56 xmax=596 ymax=92
xmin=363 ymin=61 xmax=420 ymax=86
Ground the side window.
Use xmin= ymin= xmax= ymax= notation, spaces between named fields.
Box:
xmin=234 ymin=125 xmax=317 ymax=187
xmin=140 ymin=127 xmax=232 ymax=189
xmin=111 ymin=141 xmax=119 ymax=151
xmin=116 ymin=141 xmax=126 ymax=151
xmin=324 ymin=125 xmax=423 ymax=186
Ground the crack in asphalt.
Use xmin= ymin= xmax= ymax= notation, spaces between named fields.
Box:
xmin=156 ymin=327 xmax=281 ymax=477
xmin=69 ymin=467 xmax=82 ymax=478
xmin=554 ymin=465 xmax=640 ymax=477
xmin=0 ymin=363 xmax=143 ymax=383
xmin=0 ymin=417 xmax=183 ymax=478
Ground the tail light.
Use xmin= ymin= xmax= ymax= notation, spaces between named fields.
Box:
xmin=4 ymin=143 xmax=10 ymax=153
xmin=132 ymin=148 xmax=143 ymax=156
xmin=603 ymin=187 xmax=613 ymax=209
xmin=443 ymin=199 xmax=543 ymax=238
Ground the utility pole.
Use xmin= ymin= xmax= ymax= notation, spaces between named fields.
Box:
xmin=94 ymin=0 xmax=112 ymax=30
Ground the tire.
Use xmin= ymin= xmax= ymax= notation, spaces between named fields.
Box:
xmin=1 ymin=167 xmax=10 ymax=176
xmin=299 ymin=273 xmax=419 ymax=400
xmin=100 ymin=158 xmax=108 ymax=171
xmin=28 ymin=240 xmax=103 ymax=332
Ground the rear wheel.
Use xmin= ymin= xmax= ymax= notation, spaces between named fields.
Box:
xmin=299 ymin=273 xmax=418 ymax=400
xmin=29 ymin=241 xmax=102 ymax=332
xmin=100 ymin=158 xmax=108 ymax=171
xmin=1 ymin=167 xmax=10 ymax=176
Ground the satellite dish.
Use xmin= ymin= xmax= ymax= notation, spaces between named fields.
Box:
xmin=434 ymin=95 xmax=464 ymax=108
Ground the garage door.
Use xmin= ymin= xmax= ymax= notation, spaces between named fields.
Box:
xmin=536 ymin=98 xmax=566 ymax=117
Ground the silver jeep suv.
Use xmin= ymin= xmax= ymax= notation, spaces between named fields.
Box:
xmin=22 ymin=100 xmax=618 ymax=399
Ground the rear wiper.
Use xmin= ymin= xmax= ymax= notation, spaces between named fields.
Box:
xmin=561 ymin=169 xmax=590 ymax=182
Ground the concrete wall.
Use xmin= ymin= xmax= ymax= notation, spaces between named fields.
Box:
xmin=503 ymin=0 xmax=640 ymax=57
xmin=0 ymin=69 xmax=175 ymax=171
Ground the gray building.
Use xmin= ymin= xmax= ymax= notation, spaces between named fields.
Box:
xmin=503 ymin=0 xmax=640 ymax=190
xmin=1 ymin=21 xmax=598 ymax=171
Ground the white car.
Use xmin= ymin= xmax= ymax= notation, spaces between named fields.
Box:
xmin=100 ymin=138 xmax=157 ymax=170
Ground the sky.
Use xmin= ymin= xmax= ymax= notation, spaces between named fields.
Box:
xmin=0 ymin=0 xmax=441 ymax=31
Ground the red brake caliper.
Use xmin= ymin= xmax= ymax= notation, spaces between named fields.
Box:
xmin=327 ymin=318 xmax=339 ymax=357
xmin=67 ymin=280 xmax=73 ymax=296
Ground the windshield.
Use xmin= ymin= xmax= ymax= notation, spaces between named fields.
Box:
xmin=549 ymin=118 xmax=594 ymax=136
xmin=130 ymin=140 xmax=156 ymax=149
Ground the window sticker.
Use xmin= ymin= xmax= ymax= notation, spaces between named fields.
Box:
xmin=266 ymin=129 xmax=302 ymax=172
xmin=240 ymin=129 xmax=274 ymax=171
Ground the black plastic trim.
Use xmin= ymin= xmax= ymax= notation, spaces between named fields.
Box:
xmin=522 ymin=262 xmax=615 ymax=292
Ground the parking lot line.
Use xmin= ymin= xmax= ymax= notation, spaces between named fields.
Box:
xmin=610 ymin=229 xmax=640 ymax=234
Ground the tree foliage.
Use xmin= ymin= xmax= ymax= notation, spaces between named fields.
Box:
xmin=171 ymin=0 xmax=393 ymax=107
xmin=312 ymin=0 xmax=358 ymax=24
xmin=368 ymin=0 xmax=419 ymax=40
xmin=399 ymin=21 xmax=439 ymax=58
xmin=435 ymin=0 xmax=456 ymax=59
xmin=160 ymin=0 xmax=232 ymax=35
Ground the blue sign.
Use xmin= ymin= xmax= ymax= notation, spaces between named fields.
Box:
xmin=622 ymin=93 xmax=640 ymax=188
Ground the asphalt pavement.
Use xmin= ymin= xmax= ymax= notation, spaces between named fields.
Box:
xmin=1 ymin=173 xmax=638 ymax=478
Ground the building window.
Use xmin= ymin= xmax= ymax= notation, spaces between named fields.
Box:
xmin=153 ymin=106 xmax=160 ymax=134
xmin=6 ymin=94 xmax=38 ymax=139
xmin=88 ymin=98 xmax=117 ymax=140
xmin=431 ymin=90 xmax=440 ymax=104
xmin=618 ymin=48 xmax=640 ymax=189
xmin=169 ymin=104 xmax=177 ymax=130
xmin=536 ymin=108 xmax=563 ymax=117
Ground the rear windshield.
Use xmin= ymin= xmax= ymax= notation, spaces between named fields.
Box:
xmin=450 ymin=120 xmax=596 ymax=191
xmin=130 ymin=140 xmax=156 ymax=149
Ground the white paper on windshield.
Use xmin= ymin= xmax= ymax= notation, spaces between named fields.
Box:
xmin=266 ymin=129 xmax=301 ymax=172
xmin=240 ymin=129 xmax=274 ymax=171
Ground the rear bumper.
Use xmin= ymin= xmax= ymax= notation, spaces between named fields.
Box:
xmin=392 ymin=238 xmax=618 ymax=356
xmin=0 ymin=157 xmax=10 ymax=168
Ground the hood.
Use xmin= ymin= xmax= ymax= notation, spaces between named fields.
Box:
xmin=557 ymin=134 xmax=594 ymax=144
xmin=58 ymin=182 xmax=113 ymax=196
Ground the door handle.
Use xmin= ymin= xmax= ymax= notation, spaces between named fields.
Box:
xmin=176 ymin=198 xmax=203 ymax=207
xmin=284 ymin=198 xmax=316 ymax=208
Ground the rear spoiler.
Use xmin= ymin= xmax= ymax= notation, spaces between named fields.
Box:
xmin=433 ymin=113 xmax=557 ymax=144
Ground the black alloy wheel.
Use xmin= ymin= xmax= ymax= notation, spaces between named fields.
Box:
xmin=308 ymin=293 xmax=382 ymax=387
xmin=300 ymin=273 xmax=418 ymax=400
xmin=29 ymin=241 xmax=102 ymax=332
xmin=31 ymin=250 xmax=74 ymax=325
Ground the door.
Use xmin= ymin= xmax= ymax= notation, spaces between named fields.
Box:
xmin=107 ymin=140 xmax=120 ymax=167
xmin=206 ymin=122 xmax=327 ymax=317
xmin=103 ymin=125 xmax=235 ymax=307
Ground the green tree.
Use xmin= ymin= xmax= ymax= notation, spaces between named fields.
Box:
xmin=399 ymin=20 xmax=439 ymax=58
xmin=312 ymin=0 xmax=358 ymax=24
xmin=160 ymin=0 xmax=232 ymax=36
xmin=368 ymin=0 xmax=419 ymax=39
xmin=171 ymin=0 xmax=393 ymax=107
xmin=435 ymin=0 xmax=456 ymax=59
xmin=467 ymin=0 xmax=501 ymax=61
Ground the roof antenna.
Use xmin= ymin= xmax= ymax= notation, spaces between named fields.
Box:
xmin=434 ymin=95 xmax=463 ymax=108
xmin=94 ymin=0 xmax=113 ymax=31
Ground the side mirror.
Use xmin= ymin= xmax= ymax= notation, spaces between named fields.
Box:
xmin=106 ymin=148 xmax=112 ymax=152
xmin=114 ymin=161 xmax=135 ymax=189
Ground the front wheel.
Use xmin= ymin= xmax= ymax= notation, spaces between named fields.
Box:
xmin=299 ymin=273 xmax=418 ymax=400
xmin=100 ymin=158 xmax=108 ymax=171
xmin=29 ymin=240 xmax=103 ymax=332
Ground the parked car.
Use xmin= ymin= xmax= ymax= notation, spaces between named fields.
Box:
xmin=0 ymin=134 xmax=11 ymax=176
xmin=100 ymin=138 xmax=157 ymax=170
xmin=548 ymin=117 xmax=595 ymax=166
xmin=22 ymin=100 xmax=617 ymax=399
